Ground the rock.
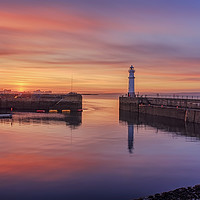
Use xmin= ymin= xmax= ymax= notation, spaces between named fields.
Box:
xmin=133 ymin=184 xmax=200 ymax=200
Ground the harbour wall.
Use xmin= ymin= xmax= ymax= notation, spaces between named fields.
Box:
xmin=0 ymin=93 xmax=82 ymax=112
xmin=119 ymin=97 xmax=200 ymax=124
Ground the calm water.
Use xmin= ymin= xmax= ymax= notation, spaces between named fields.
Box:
xmin=0 ymin=95 xmax=200 ymax=200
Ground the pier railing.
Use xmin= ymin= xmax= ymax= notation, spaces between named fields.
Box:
xmin=121 ymin=94 xmax=200 ymax=100
xmin=119 ymin=95 xmax=200 ymax=110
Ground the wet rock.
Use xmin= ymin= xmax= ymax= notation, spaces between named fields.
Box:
xmin=134 ymin=184 xmax=200 ymax=200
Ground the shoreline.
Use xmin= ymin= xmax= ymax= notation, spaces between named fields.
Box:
xmin=134 ymin=185 xmax=200 ymax=200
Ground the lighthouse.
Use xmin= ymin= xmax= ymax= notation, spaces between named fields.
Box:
xmin=128 ymin=65 xmax=135 ymax=97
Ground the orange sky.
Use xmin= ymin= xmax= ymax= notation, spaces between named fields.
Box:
xmin=0 ymin=1 xmax=200 ymax=93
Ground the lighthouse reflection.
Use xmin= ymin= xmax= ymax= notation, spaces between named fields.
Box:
xmin=119 ymin=110 xmax=200 ymax=153
xmin=119 ymin=111 xmax=137 ymax=154
xmin=128 ymin=124 xmax=134 ymax=153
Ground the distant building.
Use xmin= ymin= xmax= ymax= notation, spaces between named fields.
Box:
xmin=33 ymin=90 xmax=41 ymax=94
xmin=33 ymin=90 xmax=52 ymax=94
xmin=3 ymin=89 xmax=12 ymax=94
xmin=44 ymin=91 xmax=52 ymax=94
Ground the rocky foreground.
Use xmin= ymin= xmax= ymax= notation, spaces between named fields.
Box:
xmin=134 ymin=185 xmax=200 ymax=200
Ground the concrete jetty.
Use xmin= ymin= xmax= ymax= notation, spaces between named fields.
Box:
xmin=119 ymin=96 xmax=200 ymax=124
xmin=0 ymin=92 xmax=82 ymax=112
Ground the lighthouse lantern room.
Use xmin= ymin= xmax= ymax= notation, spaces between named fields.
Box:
xmin=128 ymin=65 xmax=135 ymax=97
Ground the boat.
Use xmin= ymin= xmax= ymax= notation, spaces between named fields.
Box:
xmin=0 ymin=114 xmax=13 ymax=118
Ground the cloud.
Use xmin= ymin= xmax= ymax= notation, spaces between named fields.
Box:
xmin=0 ymin=1 xmax=200 ymax=92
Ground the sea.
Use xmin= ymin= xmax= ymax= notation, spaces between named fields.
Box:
xmin=0 ymin=94 xmax=200 ymax=200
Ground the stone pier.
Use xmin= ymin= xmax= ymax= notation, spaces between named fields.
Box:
xmin=0 ymin=92 xmax=82 ymax=112
xmin=119 ymin=96 xmax=200 ymax=124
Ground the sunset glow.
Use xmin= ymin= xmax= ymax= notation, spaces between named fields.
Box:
xmin=0 ymin=0 xmax=200 ymax=93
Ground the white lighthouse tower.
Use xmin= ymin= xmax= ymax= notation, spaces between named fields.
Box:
xmin=128 ymin=65 xmax=135 ymax=97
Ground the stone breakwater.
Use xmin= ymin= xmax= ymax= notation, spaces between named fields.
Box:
xmin=0 ymin=93 xmax=82 ymax=112
xmin=134 ymin=185 xmax=200 ymax=200
xmin=119 ymin=97 xmax=200 ymax=124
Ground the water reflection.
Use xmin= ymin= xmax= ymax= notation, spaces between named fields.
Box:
xmin=119 ymin=110 xmax=200 ymax=140
xmin=0 ymin=112 xmax=82 ymax=129
xmin=128 ymin=124 xmax=134 ymax=153
xmin=64 ymin=112 xmax=82 ymax=129
xmin=1 ymin=96 xmax=200 ymax=200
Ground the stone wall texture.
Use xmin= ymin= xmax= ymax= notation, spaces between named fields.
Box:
xmin=119 ymin=97 xmax=200 ymax=124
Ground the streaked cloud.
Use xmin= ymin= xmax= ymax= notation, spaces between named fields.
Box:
xmin=0 ymin=0 xmax=199 ymax=93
